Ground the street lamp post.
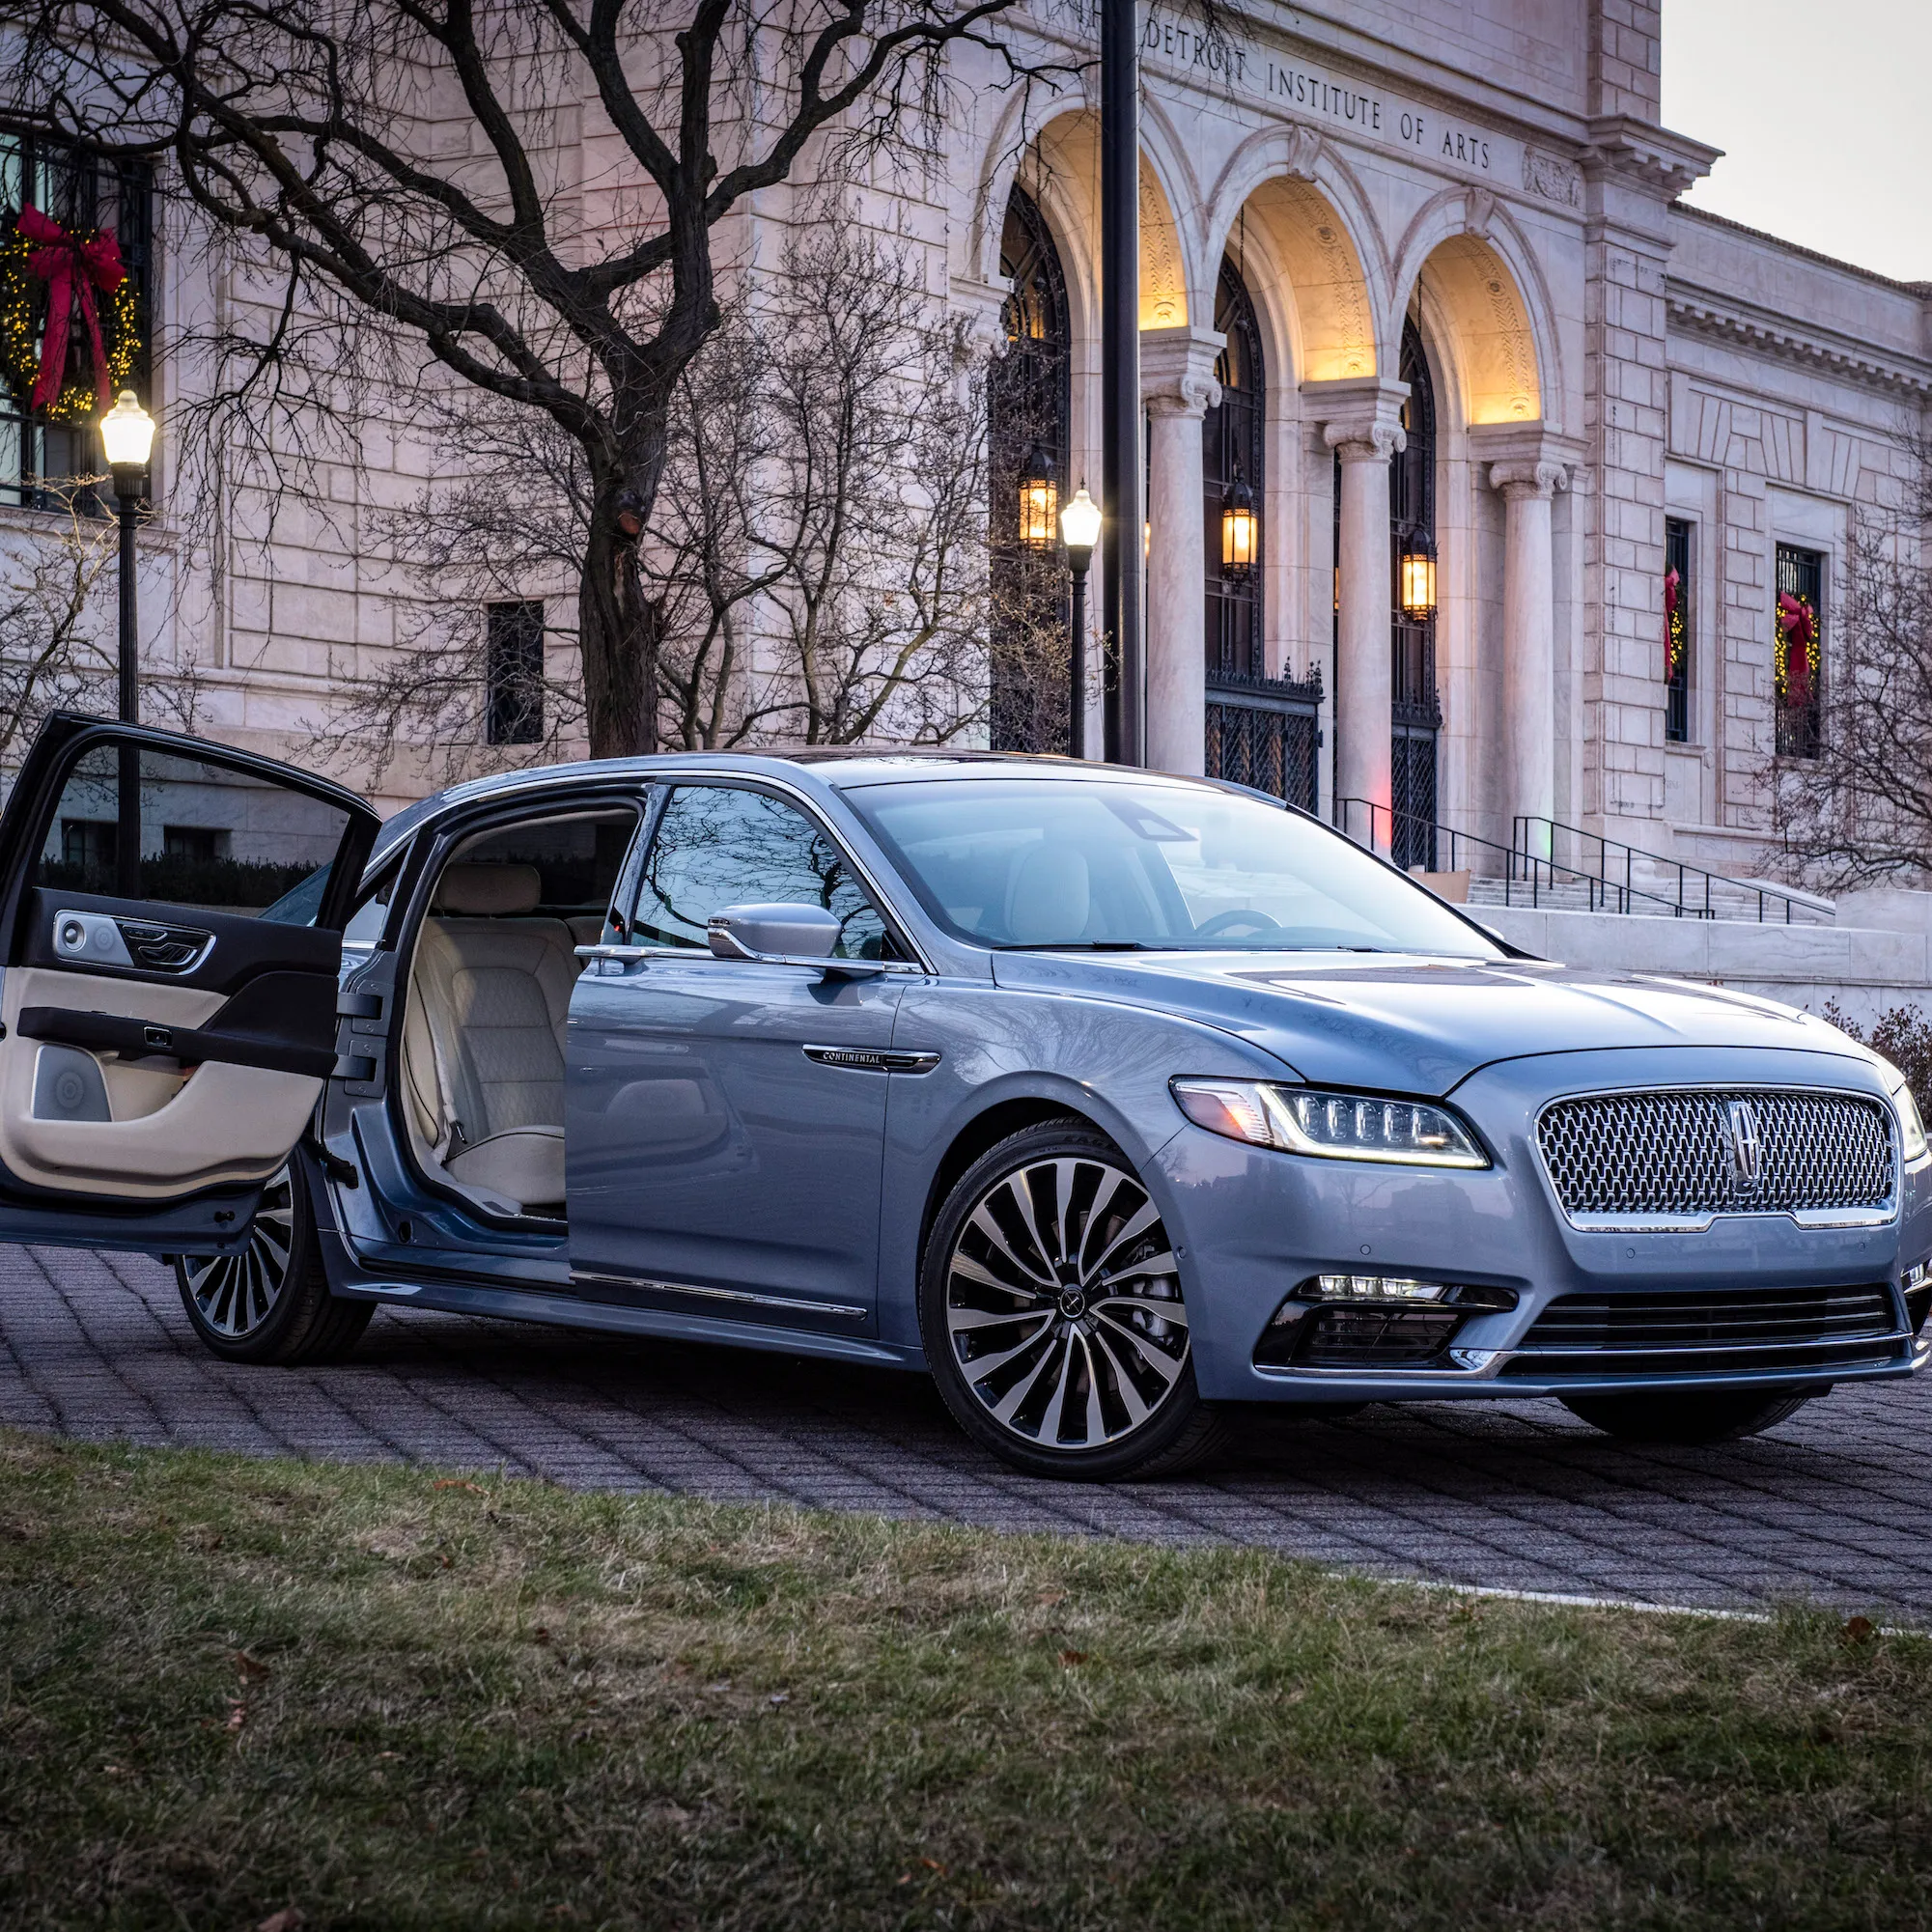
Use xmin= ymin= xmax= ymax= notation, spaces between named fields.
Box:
xmin=99 ymin=388 xmax=155 ymax=897
xmin=1100 ymin=0 xmax=1142 ymax=767
xmin=1060 ymin=484 xmax=1101 ymax=758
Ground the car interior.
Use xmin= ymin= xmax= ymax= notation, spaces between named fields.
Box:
xmin=400 ymin=808 xmax=637 ymax=1220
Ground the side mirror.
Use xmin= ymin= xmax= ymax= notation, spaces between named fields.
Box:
xmin=707 ymin=903 xmax=880 ymax=975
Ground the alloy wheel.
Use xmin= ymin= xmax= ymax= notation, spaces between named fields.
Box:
xmin=943 ymin=1155 xmax=1190 ymax=1452
xmin=178 ymin=1166 xmax=295 ymax=1339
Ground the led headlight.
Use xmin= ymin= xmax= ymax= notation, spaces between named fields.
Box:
xmin=1874 ymin=1056 xmax=1929 ymax=1165
xmin=1172 ymin=1078 xmax=1488 ymax=1169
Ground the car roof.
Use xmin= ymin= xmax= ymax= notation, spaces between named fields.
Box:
xmin=368 ymin=748 xmax=1249 ymax=863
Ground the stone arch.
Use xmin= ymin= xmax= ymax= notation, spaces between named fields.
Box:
xmin=1387 ymin=189 xmax=1559 ymax=427
xmin=966 ymin=96 xmax=1191 ymax=331
xmin=1201 ymin=128 xmax=1387 ymax=383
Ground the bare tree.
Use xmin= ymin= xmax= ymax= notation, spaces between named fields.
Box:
xmin=10 ymin=0 xmax=1061 ymax=758
xmin=0 ymin=483 xmax=117 ymax=761
xmin=319 ymin=210 xmax=1003 ymax=769
xmin=1776 ymin=427 xmax=1932 ymax=885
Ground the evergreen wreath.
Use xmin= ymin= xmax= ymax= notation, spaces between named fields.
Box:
xmin=0 ymin=208 xmax=140 ymax=427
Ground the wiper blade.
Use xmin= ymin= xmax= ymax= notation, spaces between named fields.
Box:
xmin=997 ymin=939 xmax=1171 ymax=952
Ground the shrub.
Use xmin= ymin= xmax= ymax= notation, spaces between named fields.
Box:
xmin=1821 ymin=999 xmax=1932 ymax=1110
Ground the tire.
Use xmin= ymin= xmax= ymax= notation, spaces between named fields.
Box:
xmin=1560 ymin=1388 xmax=1815 ymax=1443
xmin=175 ymin=1157 xmax=373 ymax=1365
xmin=919 ymin=1122 xmax=1228 ymax=1480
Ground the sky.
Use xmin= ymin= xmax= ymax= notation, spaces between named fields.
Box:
xmin=1660 ymin=0 xmax=1930 ymax=284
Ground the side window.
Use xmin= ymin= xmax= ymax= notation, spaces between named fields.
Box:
xmin=630 ymin=787 xmax=889 ymax=961
xmin=34 ymin=745 xmax=355 ymax=925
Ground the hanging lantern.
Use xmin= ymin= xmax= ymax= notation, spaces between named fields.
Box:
xmin=1399 ymin=530 xmax=1438 ymax=621
xmin=1018 ymin=446 xmax=1057 ymax=548
xmin=1220 ymin=465 xmax=1257 ymax=582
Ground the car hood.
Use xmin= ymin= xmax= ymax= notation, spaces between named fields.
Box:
xmin=990 ymin=949 xmax=1872 ymax=1096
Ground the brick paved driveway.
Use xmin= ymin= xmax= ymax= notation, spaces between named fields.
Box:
xmin=4 ymin=1242 xmax=1930 ymax=1618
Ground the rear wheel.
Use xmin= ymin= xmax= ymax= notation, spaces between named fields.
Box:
xmin=919 ymin=1122 xmax=1228 ymax=1480
xmin=1560 ymin=1389 xmax=1815 ymax=1443
xmin=175 ymin=1158 xmax=372 ymax=1365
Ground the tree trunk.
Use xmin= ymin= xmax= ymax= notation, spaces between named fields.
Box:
xmin=578 ymin=510 xmax=661 ymax=759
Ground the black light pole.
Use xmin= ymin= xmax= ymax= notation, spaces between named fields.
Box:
xmin=1060 ymin=483 xmax=1100 ymax=758
xmin=99 ymin=389 xmax=155 ymax=897
xmin=1100 ymin=0 xmax=1142 ymax=766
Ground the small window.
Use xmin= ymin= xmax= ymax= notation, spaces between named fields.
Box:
xmin=1774 ymin=544 xmax=1824 ymax=761
xmin=630 ymin=786 xmax=888 ymax=960
xmin=35 ymin=743 xmax=355 ymax=918
xmin=486 ymin=601 xmax=545 ymax=746
xmin=1665 ymin=518 xmax=1693 ymax=744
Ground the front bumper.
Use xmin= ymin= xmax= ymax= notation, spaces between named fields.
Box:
xmin=1159 ymin=1046 xmax=1932 ymax=1404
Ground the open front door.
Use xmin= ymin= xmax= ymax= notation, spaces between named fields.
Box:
xmin=0 ymin=714 xmax=378 ymax=1254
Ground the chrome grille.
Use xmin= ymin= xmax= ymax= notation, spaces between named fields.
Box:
xmin=1537 ymin=1087 xmax=1895 ymax=1223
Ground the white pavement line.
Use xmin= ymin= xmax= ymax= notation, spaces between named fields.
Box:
xmin=1387 ymin=1574 xmax=1927 ymax=1635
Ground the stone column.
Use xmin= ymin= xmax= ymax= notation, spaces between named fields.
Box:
xmin=1139 ymin=327 xmax=1224 ymax=774
xmin=1471 ymin=423 xmax=1582 ymax=859
xmin=1495 ymin=462 xmax=1561 ymax=853
xmin=1306 ymin=378 xmax=1408 ymax=849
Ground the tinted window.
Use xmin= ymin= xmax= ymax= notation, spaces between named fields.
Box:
xmin=844 ymin=777 xmax=1503 ymax=956
xmin=35 ymin=745 xmax=355 ymax=924
xmin=630 ymin=786 xmax=887 ymax=961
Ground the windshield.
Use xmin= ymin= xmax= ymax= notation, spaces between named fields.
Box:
xmin=843 ymin=777 xmax=1503 ymax=957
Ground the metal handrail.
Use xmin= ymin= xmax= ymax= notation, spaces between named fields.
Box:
xmin=1512 ymin=815 xmax=1829 ymax=925
xmin=1332 ymin=798 xmax=1707 ymax=918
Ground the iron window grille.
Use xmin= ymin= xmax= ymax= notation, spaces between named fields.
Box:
xmin=0 ymin=130 xmax=153 ymax=515
xmin=1775 ymin=542 xmax=1824 ymax=760
xmin=987 ymin=185 xmax=1073 ymax=755
xmin=1665 ymin=517 xmax=1693 ymax=743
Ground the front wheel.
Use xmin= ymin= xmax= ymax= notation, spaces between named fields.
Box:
xmin=1560 ymin=1389 xmax=1815 ymax=1443
xmin=175 ymin=1158 xmax=372 ymax=1365
xmin=920 ymin=1122 xmax=1227 ymax=1480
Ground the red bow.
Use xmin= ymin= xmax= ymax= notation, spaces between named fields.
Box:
xmin=1778 ymin=592 xmax=1815 ymax=707
xmin=17 ymin=205 xmax=125 ymax=414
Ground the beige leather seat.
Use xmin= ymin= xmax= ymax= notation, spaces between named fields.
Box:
xmin=402 ymin=863 xmax=580 ymax=1214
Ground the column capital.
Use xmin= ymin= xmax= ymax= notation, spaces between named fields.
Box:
xmin=1470 ymin=421 xmax=1586 ymax=497
xmin=1305 ymin=376 xmax=1409 ymax=462
xmin=948 ymin=275 xmax=1012 ymax=367
xmin=1140 ymin=325 xmax=1224 ymax=418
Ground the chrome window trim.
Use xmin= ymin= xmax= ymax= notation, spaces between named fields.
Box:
xmin=1532 ymin=1080 xmax=1900 ymax=1233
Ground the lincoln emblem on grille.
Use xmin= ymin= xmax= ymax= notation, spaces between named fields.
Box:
xmin=1725 ymin=1097 xmax=1764 ymax=1197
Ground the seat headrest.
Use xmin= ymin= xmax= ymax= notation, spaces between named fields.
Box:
xmin=1003 ymin=843 xmax=1090 ymax=945
xmin=434 ymin=863 xmax=543 ymax=917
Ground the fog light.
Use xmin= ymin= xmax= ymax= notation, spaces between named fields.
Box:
xmin=1314 ymin=1274 xmax=1448 ymax=1302
xmin=1905 ymin=1260 xmax=1930 ymax=1293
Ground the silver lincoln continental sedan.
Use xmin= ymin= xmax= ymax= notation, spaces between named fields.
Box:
xmin=4 ymin=714 xmax=1927 ymax=1478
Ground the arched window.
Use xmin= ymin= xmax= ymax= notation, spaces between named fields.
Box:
xmin=1204 ymin=256 xmax=1264 ymax=678
xmin=988 ymin=185 xmax=1072 ymax=753
xmin=1388 ymin=315 xmax=1441 ymax=868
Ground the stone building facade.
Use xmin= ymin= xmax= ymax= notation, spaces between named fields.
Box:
xmin=3 ymin=0 xmax=1927 ymax=882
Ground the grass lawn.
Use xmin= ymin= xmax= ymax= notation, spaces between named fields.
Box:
xmin=4 ymin=1428 xmax=1932 ymax=1929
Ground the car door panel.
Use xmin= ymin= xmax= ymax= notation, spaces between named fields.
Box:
xmin=565 ymin=780 xmax=908 ymax=1325
xmin=0 ymin=714 xmax=377 ymax=1252
xmin=569 ymin=957 xmax=901 ymax=1310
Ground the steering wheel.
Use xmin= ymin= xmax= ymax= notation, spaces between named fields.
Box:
xmin=1193 ymin=908 xmax=1283 ymax=939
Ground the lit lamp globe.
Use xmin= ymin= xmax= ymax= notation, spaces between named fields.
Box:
xmin=1399 ymin=533 xmax=1439 ymax=621
xmin=1220 ymin=466 xmax=1257 ymax=582
xmin=1059 ymin=483 xmax=1101 ymax=566
xmin=99 ymin=389 xmax=155 ymax=475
